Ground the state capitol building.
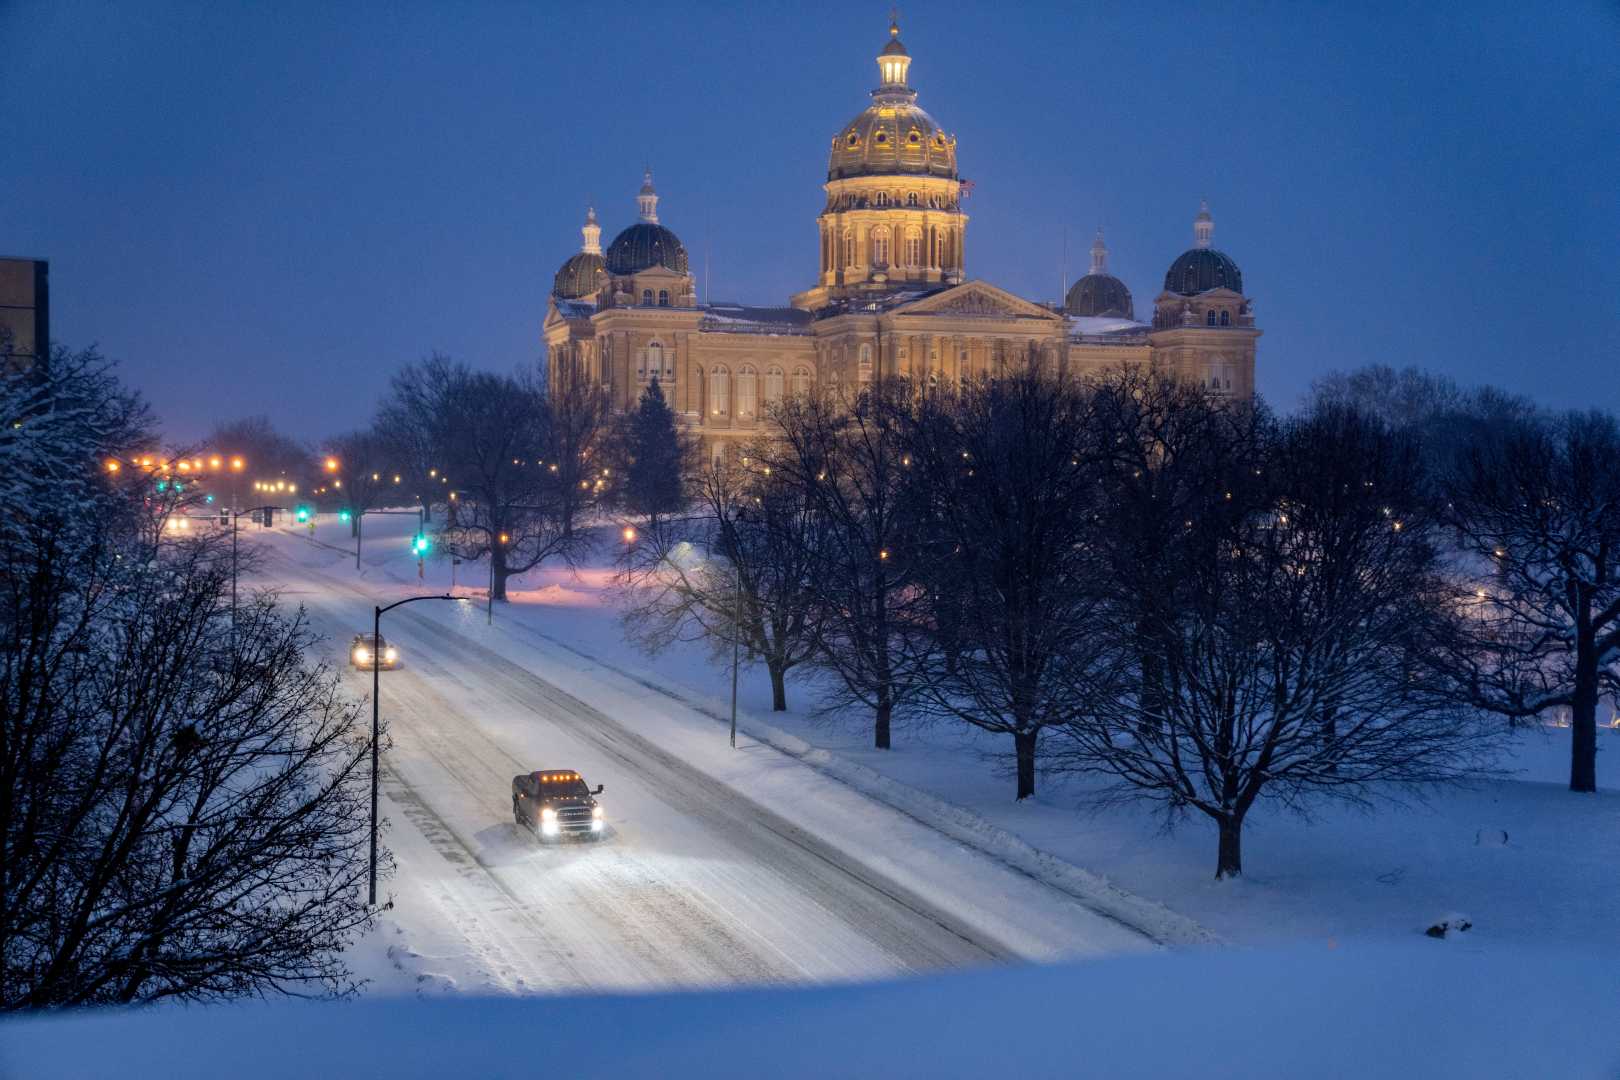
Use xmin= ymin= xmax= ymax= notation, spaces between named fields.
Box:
xmin=543 ymin=19 xmax=1259 ymax=456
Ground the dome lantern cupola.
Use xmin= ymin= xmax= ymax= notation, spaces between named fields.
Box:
xmin=1193 ymin=198 xmax=1214 ymax=249
xmin=637 ymin=168 xmax=659 ymax=224
xmin=877 ymin=17 xmax=911 ymax=91
xmin=1090 ymin=227 xmax=1110 ymax=275
xmin=581 ymin=205 xmax=602 ymax=255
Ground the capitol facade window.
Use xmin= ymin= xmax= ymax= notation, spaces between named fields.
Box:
xmin=872 ymin=227 xmax=890 ymax=266
xmin=736 ymin=365 xmax=757 ymax=418
xmin=791 ymin=366 xmax=812 ymax=397
xmin=765 ymin=365 xmax=784 ymax=403
xmin=710 ymin=365 xmax=729 ymax=415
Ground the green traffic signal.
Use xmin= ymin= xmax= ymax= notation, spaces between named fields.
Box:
xmin=338 ymin=510 xmax=351 ymax=523
xmin=294 ymin=506 xmax=311 ymax=523
xmin=411 ymin=533 xmax=430 ymax=555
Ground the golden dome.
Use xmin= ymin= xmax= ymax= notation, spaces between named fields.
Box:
xmin=827 ymin=19 xmax=957 ymax=182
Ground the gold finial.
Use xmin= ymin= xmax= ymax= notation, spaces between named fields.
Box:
xmin=889 ymin=7 xmax=900 ymax=35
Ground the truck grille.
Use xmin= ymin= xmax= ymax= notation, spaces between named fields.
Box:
xmin=557 ymin=806 xmax=594 ymax=832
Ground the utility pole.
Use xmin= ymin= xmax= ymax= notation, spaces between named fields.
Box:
xmin=730 ymin=559 xmax=740 ymax=749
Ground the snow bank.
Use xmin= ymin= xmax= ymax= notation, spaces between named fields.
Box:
xmin=4 ymin=944 xmax=1614 ymax=1079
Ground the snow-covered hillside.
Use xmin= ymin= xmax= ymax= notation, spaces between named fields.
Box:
xmin=5 ymin=944 xmax=1615 ymax=1079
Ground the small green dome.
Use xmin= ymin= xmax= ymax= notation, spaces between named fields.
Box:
xmin=553 ymin=251 xmax=605 ymax=299
xmin=605 ymin=223 xmax=688 ymax=275
xmin=1066 ymin=274 xmax=1134 ymax=319
xmin=1164 ymin=248 xmax=1243 ymax=296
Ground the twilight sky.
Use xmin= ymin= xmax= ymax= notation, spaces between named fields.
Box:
xmin=3 ymin=1 xmax=1616 ymax=443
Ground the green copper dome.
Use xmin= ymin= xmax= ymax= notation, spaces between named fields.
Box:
xmin=605 ymin=223 xmax=688 ymax=275
xmin=1164 ymin=248 xmax=1243 ymax=296
xmin=1065 ymin=273 xmax=1135 ymax=319
xmin=553 ymin=251 xmax=605 ymax=299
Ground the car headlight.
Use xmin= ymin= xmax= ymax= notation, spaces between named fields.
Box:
xmin=385 ymin=647 xmax=398 ymax=661
xmin=354 ymin=648 xmax=370 ymax=663
xmin=591 ymin=806 xmax=604 ymax=819
xmin=540 ymin=807 xmax=557 ymax=821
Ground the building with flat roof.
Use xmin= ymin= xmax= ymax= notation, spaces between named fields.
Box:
xmin=0 ymin=256 xmax=50 ymax=369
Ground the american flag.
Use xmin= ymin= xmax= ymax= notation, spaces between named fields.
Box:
xmin=960 ymin=179 xmax=975 ymax=198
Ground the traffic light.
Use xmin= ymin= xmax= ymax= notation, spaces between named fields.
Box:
xmin=260 ymin=507 xmax=274 ymax=527
xmin=204 ymin=494 xmax=215 ymax=504
xmin=338 ymin=510 xmax=351 ymax=523
xmin=294 ymin=505 xmax=311 ymax=523
xmin=219 ymin=509 xmax=230 ymax=526
xmin=411 ymin=533 xmax=431 ymax=556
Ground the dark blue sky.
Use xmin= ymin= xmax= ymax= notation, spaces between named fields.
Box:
xmin=4 ymin=1 xmax=1616 ymax=442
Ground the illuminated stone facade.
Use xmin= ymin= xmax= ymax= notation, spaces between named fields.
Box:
xmin=543 ymin=20 xmax=1259 ymax=457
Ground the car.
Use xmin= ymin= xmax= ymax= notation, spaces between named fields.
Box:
xmin=350 ymin=633 xmax=398 ymax=670
xmin=511 ymin=770 xmax=606 ymax=841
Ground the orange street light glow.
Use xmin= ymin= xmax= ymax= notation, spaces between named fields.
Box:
xmin=622 ymin=526 xmax=637 ymax=544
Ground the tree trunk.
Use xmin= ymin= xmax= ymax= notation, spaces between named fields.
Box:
xmin=1013 ymin=728 xmax=1037 ymax=800
xmin=492 ymin=545 xmax=509 ymax=603
xmin=1570 ymin=634 xmax=1599 ymax=793
xmin=875 ymin=683 xmax=892 ymax=750
xmin=1215 ymin=814 xmax=1243 ymax=879
xmin=768 ymin=662 xmax=788 ymax=712
xmin=349 ymin=516 xmax=360 ymax=539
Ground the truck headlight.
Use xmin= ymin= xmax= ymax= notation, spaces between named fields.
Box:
xmin=384 ymin=647 xmax=398 ymax=662
xmin=540 ymin=807 xmax=557 ymax=821
xmin=591 ymin=806 xmax=604 ymax=819
xmin=354 ymin=648 xmax=370 ymax=663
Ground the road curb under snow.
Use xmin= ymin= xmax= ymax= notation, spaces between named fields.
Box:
xmin=495 ymin=618 xmax=1221 ymax=949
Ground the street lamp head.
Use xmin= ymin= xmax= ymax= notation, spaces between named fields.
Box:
xmin=622 ymin=526 xmax=637 ymax=544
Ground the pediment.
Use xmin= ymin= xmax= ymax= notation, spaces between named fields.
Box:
xmin=893 ymin=281 xmax=1061 ymax=322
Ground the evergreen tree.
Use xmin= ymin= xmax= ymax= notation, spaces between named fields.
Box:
xmin=620 ymin=378 xmax=688 ymax=528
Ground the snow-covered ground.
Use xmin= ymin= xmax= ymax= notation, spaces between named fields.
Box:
xmin=253 ymin=515 xmax=1185 ymax=1000
xmin=7 ymin=943 xmax=1616 ymax=1079
xmin=6 ymin=512 xmax=1615 ymax=1077
xmin=267 ymin=513 xmax=1617 ymax=966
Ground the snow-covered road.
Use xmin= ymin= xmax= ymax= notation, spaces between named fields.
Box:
xmin=258 ymin=539 xmax=1155 ymax=993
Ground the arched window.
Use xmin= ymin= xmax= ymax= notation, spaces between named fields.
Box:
xmin=736 ymin=364 xmax=758 ymax=418
xmin=1206 ymin=310 xmax=1218 ymax=326
xmin=842 ymin=230 xmax=855 ymax=268
xmin=906 ymin=191 xmax=919 ymax=207
xmin=642 ymin=289 xmax=654 ymax=306
xmin=791 ymin=366 xmax=812 ymax=397
xmin=765 ymin=365 xmax=785 ymax=403
xmin=710 ymin=365 xmax=729 ymax=416
xmin=1219 ymin=309 xmax=1231 ymax=326
xmin=647 ymin=341 xmax=664 ymax=382
xmin=906 ymin=228 xmax=922 ymax=267
xmin=658 ymin=290 xmax=670 ymax=307
xmin=858 ymin=343 xmax=873 ymax=382
xmin=876 ymin=192 xmax=890 ymax=208
xmin=871 ymin=227 xmax=890 ymax=266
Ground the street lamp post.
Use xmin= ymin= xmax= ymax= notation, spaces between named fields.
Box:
xmin=369 ymin=593 xmax=465 ymax=907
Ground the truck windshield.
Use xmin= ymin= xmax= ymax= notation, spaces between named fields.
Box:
xmin=540 ymin=777 xmax=591 ymax=798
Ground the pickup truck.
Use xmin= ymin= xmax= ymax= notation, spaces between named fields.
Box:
xmin=511 ymin=770 xmax=605 ymax=841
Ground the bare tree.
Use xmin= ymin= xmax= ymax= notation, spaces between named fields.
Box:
xmin=1440 ymin=410 xmax=1620 ymax=792
xmin=619 ymin=451 xmax=827 ymax=711
xmin=902 ymin=370 xmax=1105 ymax=799
xmin=373 ymin=356 xmax=457 ymax=525
xmin=763 ymin=382 xmax=924 ymax=749
xmin=1 ymin=353 xmax=378 ymax=1007
xmin=324 ymin=429 xmax=392 ymax=538
xmin=1058 ymin=402 xmax=1496 ymax=878
xmin=206 ymin=415 xmax=311 ymax=485
xmin=428 ymin=361 xmax=607 ymax=601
